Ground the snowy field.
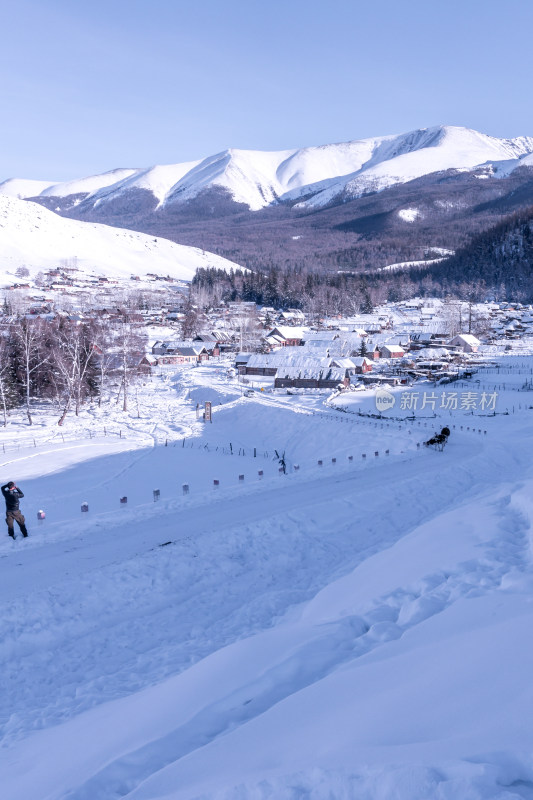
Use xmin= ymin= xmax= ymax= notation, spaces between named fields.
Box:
xmin=2 ymin=356 xmax=533 ymax=799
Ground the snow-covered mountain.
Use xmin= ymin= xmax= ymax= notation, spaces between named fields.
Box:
xmin=0 ymin=169 xmax=139 ymax=201
xmin=289 ymin=126 xmax=533 ymax=210
xmin=3 ymin=125 xmax=533 ymax=213
xmin=0 ymin=195 xmax=243 ymax=282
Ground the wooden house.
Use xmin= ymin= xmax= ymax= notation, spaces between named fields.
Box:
xmin=152 ymin=341 xmax=209 ymax=364
xmin=274 ymin=366 xmax=349 ymax=390
xmin=380 ymin=344 xmax=405 ymax=359
xmin=449 ymin=334 xmax=480 ymax=353
xmin=349 ymin=356 xmax=373 ymax=374
xmin=265 ymin=326 xmax=306 ymax=348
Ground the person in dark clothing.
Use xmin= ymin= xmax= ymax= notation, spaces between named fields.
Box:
xmin=1 ymin=481 xmax=28 ymax=539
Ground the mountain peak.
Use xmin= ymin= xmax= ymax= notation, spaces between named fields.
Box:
xmin=3 ymin=125 xmax=533 ymax=214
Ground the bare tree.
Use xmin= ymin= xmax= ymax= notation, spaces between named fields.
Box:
xmin=91 ymin=319 xmax=116 ymax=407
xmin=345 ymin=293 xmax=363 ymax=316
xmin=234 ymin=306 xmax=262 ymax=351
xmin=53 ymin=322 xmax=96 ymax=425
xmin=181 ymin=298 xmax=202 ymax=339
xmin=0 ymin=337 xmax=16 ymax=427
xmin=441 ymin=299 xmax=463 ymax=336
xmin=114 ymin=316 xmax=146 ymax=412
xmin=7 ymin=289 xmax=32 ymax=315
xmin=10 ymin=318 xmax=50 ymax=425
xmin=303 ymin=292 xmax=326 ymax=327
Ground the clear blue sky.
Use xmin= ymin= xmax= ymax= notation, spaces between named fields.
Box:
xmin=1 ymin=0 xmax=532 ymax=181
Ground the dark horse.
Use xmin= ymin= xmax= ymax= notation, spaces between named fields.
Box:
xmin=424 ymin=426 xmax=451 ymax=451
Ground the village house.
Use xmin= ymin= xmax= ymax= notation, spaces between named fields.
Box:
xmin=449 ymin=334 xmax=480 ymax=353
xmin=158 ymin=345 xmax=209 ymax=365
xmin=243 ymin=353 xmax=283 ymax=376
xmin=380 ymin=344 xmax=405 ymax=359
xmin=279 ymin=309 xmax=306 ymax=324
xmin=274 ymin=366 xmax=349 ymax=390
xmin=235 ymin=353 xmax=252 ymax=369
xmin=242 ymin=352 xmax=331 ymax=377
xmin=302 ymin=331 xmax=367 ymax=358
xmin=324 ymin=315 xmax=385 ymax=334
xmin=228 ymin=301 xmax=257 ymax=312
xmin=348 ymin=356 xmax=373 ymax=374
xmin=265 ymin=326 xmax=306 ymax=348
xmin=139 ymin=354 xmax=158 ymax=369
xmin=194 ymin=330 xmax=236 ymax=355
xmin=257 ymin=306 xmax=277 ymax=325
xmin=164 ymin=311 xmax=183 ymax=322
xmin=151 ymin=341 xmax=209 ymax=364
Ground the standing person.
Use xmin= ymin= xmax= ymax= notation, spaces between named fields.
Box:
xmin=1 ymin=481 xmax=28 ymax=539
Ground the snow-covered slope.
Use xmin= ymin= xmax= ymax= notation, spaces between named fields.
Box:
xmin=88 ymin=161 xmax=202 ymax=208
xmin=0 ymin=195 xmax=243 ymax=281
xmin=488 ymin=151 xmax=533 ymax=178
xmin=0 ymin=169 xmax=140 ymax=201
xmin=39 ymin=167 xmax=140 ymax=198
xmin=162 ymin=140 xmax=382 ymax=210
xmin=291 ymin=126 xmax=533 ymax=209
xmin=0 ymin=178 xmax=56 ymax=199
xmin=1 ymin=358 xmax=533 ymax=799
xmin=4 ymin=125 xmax=533 ymax=213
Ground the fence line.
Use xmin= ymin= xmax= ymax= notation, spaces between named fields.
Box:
xmin=64 ymin=424 xmax=489 ymax=518
xmin=0 ymin=427 xmax=128 ymax=455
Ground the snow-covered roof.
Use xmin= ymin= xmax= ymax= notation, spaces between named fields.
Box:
xmin=451 ymin=334 xmax=481 ymax=345
xmin=381 ymin=344 xmax=405 ymax=354
xmin=407 ymin=322 xmax=450 ymax=335
xmin=266 ymin=326 xmax=306 ymax=340
xmin=303 ymin=331 xmax=341 ymax=343
xmin=370 ymin=334 xmax=409 ymax=347
xmin=331 ymin=357 xmax=358 ymax=369
xmin=349 ymin=356 xmax=373 ymax=366
xmin=172 ymin=346 xmax=207 ymax=356
xmin=276 ymin=366 xmax=346 ymax=381
xmin=330 ymin=316 xmax=383 ymax=331
xmin=248 ymin=353 xmax=332 ymax=370
xmin=414 ymin=347 xmax=450 ymax=359
xmin=302 ymin=331 xmax=366 ymax=357
xmin=142 ymin=354 xmax=158 ymax=365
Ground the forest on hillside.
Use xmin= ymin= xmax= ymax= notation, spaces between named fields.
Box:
xmin=191 ymin=206 xmax=533 ymax=310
